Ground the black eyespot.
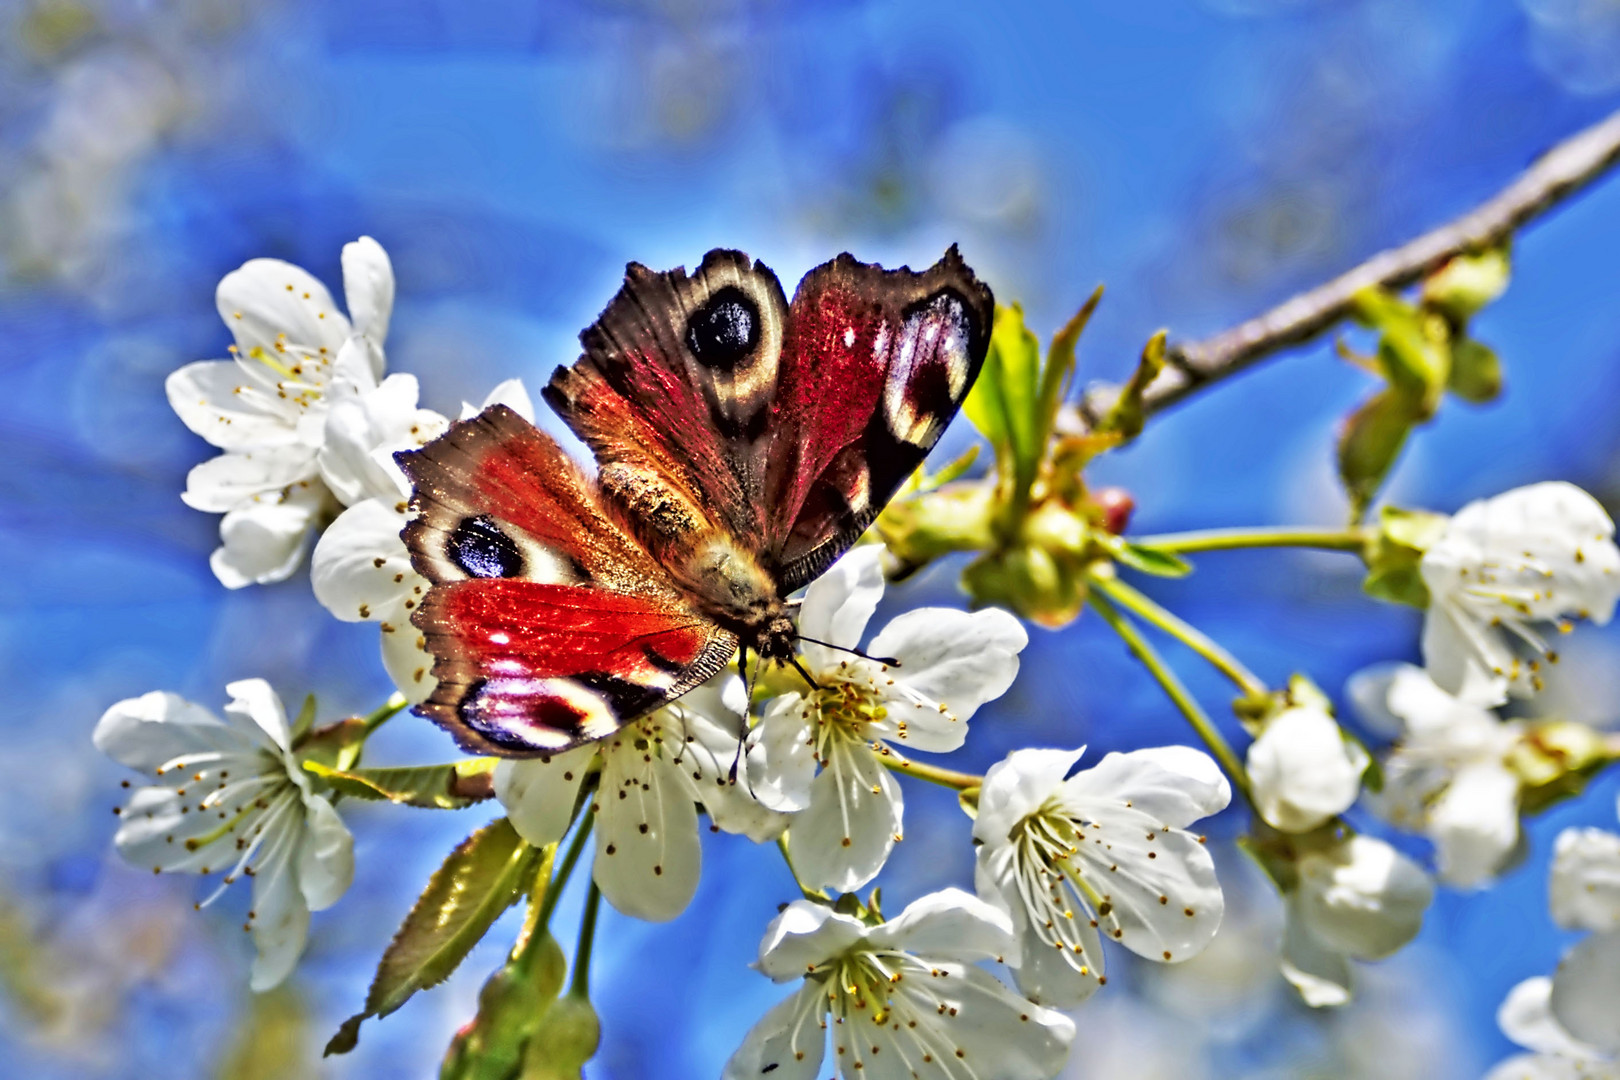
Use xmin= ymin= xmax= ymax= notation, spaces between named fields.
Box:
xmin=685 ymin=286 xmax=759 ymax=371
xmin=448 ymin=515 xmax=524 ymax=578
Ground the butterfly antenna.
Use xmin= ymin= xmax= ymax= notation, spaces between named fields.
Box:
xmin=786 ymin=652 xmax=822 ymax=690
xmin=795 ymin=635 xmax=900 ymax=667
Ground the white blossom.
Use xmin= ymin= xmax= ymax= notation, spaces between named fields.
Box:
xmin=1420 ymin=481 xmax=1620 ymax=706
xmin=1545 ymin=822 xmax=1620 ymax=1056
xmin=971 ymin=745 xmax=1230 ymax=1007
xmin=1279 ymin=834 xmax=1432 ymax=1008
xmin=311 ymin=380 xmax=531 ymax=702
xmin=752 ymin=547 xmax=1027 ymax=894
xmin=1246 ymin=703 xmax=1368 ymax=833
xmin=495 ymin=675 xmax=788 ymax=922
xmin=723 ymin=888 xmax=1074 ymax=1080
xmin=1486 ymin=976 xmax=1618 ymax=1080
xmin=93 ymin=680 xmax=353 ymax=990
xmin=167 ymin=237 xmax=395 ymax=588
xmin=1352 ymin=663 xmax=1524 ymax=887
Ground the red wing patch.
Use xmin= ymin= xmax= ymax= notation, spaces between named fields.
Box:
xmin=414 ymin=579 xmax=735 ymax=757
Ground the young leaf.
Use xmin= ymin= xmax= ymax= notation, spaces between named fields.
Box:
xmin=1093 ymin=330 xmax=1167 ymax=441
xmin=1036 ymin=286 xmax=1103 ymax=447
xmin=1337 ymin=387 xmax=1418 ymax=521
xmin=304 ymin=759 xmax=497 ymax=810
xmin=326 ymin=818 xmax=537 ymax=1056
xmin=1110 ymin=541 xmax=1193 ymax=578
xmin=1447 ymin=337 xmax=1502 ymax=403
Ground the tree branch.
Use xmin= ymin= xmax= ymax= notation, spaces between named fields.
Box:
xmin=1073 ymin=106 xmax=1620 ymax=427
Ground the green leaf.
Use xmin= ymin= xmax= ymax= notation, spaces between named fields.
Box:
xmin=1336 ymin=387 xmax=1420 ymax=521
xmin=326 ymin=818 xmax=537 ymax=1056
xmin=1353 ymin=288 xmax=1451 ymax=415
xmin=1447 ymin=337 xmax=1502 ymax=403
xmin=304 ymin=759 xmax=497 ymax=810
xmin=1036 ymin=286 xmax=1103 ymax=447
xmin=290 ymin=694 xmax=318 ymax=744
xmin=1109 ymin=540 xmax=1192 ymax=579
xmin=296 ymin=717 xmax=368 ymax=772
xmin=1362 ymin=563 xmax=1430 ymax=609
xmin=1093 ymin=330 xmax=1166 ymax=442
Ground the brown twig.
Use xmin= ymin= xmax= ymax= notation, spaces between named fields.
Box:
xmin=1072 ymin=107 xmax=1620 ymax=427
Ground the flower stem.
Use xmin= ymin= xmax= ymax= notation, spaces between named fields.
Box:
xmin=1090 ymin=574 xmax=1268 ymax=698
xmin=569 ymin=881 xmax=602 ymax=999
xmin=1127 ymin=526 xmax=1369 ymax=555
xmin=1089 ymin=592 xmax=1252 ymax=800
xmin=362 ymin=692 xmax=410 ymax=736
xmin=881 ymin=752 xmax=984 ymax=792
xmin=536 ymin=806 xmax=595 ymax=931
xmin=776 ymin=834 xmax=828 ymax=902
xmin=510 ymin=841 xmax=559 ymax=972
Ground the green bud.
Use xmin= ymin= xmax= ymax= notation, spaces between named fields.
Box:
xmin=1510 ymin=721 xmax=1612 ymax=814
xmin=1337 ymin=387 xmax=1420 ymax=520
xmin=1361 ymin=506 xmax=1448 ymax=609
xmin=961 ymin=544 xmax=1087 ymax=628
xmin=877 ymin=484 xmax=997 ymax=575
xmin=1422 ymin=248 xmax=1510 ymax=322
xmin=521 ymin=992 xmax=601 ymax=1080
xmin=1022 ymin=500 xmax=1090 ymax=555
xmin=1446 ymin=337 xmax=1503 ymax=403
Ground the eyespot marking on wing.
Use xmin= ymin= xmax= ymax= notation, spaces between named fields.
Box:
xmin=448 ymin=515 xmax=525 ymax=578
xmin=882 ymin=288 xmax=975 ymax=447
xmin=458 ymin=676 xmax=618 ymax=752
xmin=685 ymin=285 xmax=760 ymax=371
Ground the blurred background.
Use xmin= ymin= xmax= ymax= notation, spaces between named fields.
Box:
xmin=5 ymin=0 xmax=1620 ymax=1076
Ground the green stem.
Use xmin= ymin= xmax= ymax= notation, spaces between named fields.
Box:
xmin=569 ymin=881 xmax=602 ymax=998
xmin=1127 ymin=526 xmax=1369 ymax=555
xmin=536 ymin=806 xmax=595 ymax=932
xmin=1090 ymin=574 xmax=1268 ymax=698
xmin=362 ymin=692 xmax=410 ymax=735
xmin=509 ymin=842 xmax=559 ymax=973
xmin=776 ymin=835 xmax=827 ymax=902
xmin=881 ymin=752 xmax=983 ymax=792
xmin=1089 ymin=592 xmax=1251 ymax=800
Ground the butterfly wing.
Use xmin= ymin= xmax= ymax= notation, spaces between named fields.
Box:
xmin=398 ymin=405 xmax=736 ymax=757
xmin=543 ymin=246 xmax=993 ymax=591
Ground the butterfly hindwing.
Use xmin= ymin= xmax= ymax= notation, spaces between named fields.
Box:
xmin=398 ymin=406 xmax=736 ymax=756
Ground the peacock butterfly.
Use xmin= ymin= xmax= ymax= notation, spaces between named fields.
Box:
xmin=396 ymin=247 xmax=993 ymax=757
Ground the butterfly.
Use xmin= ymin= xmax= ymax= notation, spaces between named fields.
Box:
xmin=396 ymin=247 xmax=994 ymax=757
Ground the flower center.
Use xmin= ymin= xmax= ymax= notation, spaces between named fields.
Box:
xmin=808 ymin=678 xmax=887 ymax=761
xmin=1008 ymin=805 xmax=1112 ymax=971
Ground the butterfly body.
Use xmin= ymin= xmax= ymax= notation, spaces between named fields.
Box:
xmin=398 ymin=247 xmax=993 ymax=757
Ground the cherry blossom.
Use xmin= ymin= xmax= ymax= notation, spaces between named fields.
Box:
xmin=752 ymin=546 xmax=1027 ymax=893
xmin=1486 ymin=976 xmax=1618 ymax=1080
xmin=495 ymin=676 xmax=788 ymax=922
xmin=1420 ymin=481 xmax=1620 ymax=706
xmin=1246 ymin=702 xmax=1368 ymax=834
xmin=723 ymin=888 xmax=1074 ymax=1080
xmin=1546 ymin=821 xmax=1620 ymax=1055
xmin=93 ymin=680 xmax=353 ymax=990
xmin=971 ymin=745 xmax=1230 ymax=1007
xmin=167 ymin=237 xmax=394 ymax=587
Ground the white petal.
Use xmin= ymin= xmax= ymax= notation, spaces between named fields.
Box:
xmin=789 ymin=738 xmax=903 ymax=894
xmin=1280 ymin=898 xmax=1353 ymax=1008
xmin=318 ymin=373 xmax=447 ymax=507
xmin=796 ymin=545 xmax=885 ymax=658
xmin=341 ymin=236 xmax=393 ymax=349
xmin=1247 ymin=706 xmax=1366 ymax=833
xmin=222 ymin=679 xmax=293 ymax=753
xmin=1295 ymin=835 xmax=1432 ymax=960
xmin=755 ymin=900 xmax=868 ymax=981
xmin=999 ymin=896 xmax=1106 ymax=1006
xmin=1344 ymin=662 xmax=1405 ymax=739
xmin=867 ymin=888 xmax=1015 ymax=963
xmin=1550 ymin=930 xmax=1620 ymax=1053
xmin=181 ymin=446 xmax=319 ymax=514
xmin=1484 ymin=1053 xmax=1620 ymax=1080
xmin=93 ymin=690 xmax=254 ymax=771
xmin=591 ymin=740 xmax=701 ymax=921
xmin=165 ymin=359 xmax=304 ymax=450
xmin=296 ymin=794 xmax=354 ymax=912
xmin=494 ymin=749 xmax=594 ymax=847
xmin=1499 ymin=976 xmax=1606 ymax=1059
xmin=310 ymin=500 xmax=417 ymax=623
xmin=1422 ymin=599 xmax=1511 ymax=707
xmin=1063 ymin=745 xmax=1231 ymax=829
xmin=380 ymin=614 xmax=437 ymax=704
xmin=973 ymin=747 xmax=1085 ymax=849
xmin=747 ymin=696 xmax=817 ymax=814
xmin=868 ymin=606 xmax=1027 ymax=743
xmin=663 ymin=701 xmax=791 ymax=843
xmin=1385 ymin=662 xmax=1502 ymax=740
xmin=464 ymin=378 xmax=535 ymax=422
xmin=209 ymin=486 xmax=326 ymax=588
xmin=885 ymin=959 xmax=1075 ymax=1079
xmin=722 ymin=986 xmax=826 ymax=1080
xmin=114 ymin=784 xmax=260 ymax=873
xmin=1429 ymin=763 xmax=1521 ymax=888
xmin=1550 ymin=827 xmax=1620 ymax=932
xmin=218 ymin=256 xmax=350 ymax=360
xmin=248 ymin=813 xmax=313 ymax=991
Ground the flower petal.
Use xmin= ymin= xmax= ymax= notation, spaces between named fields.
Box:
xmin=796 ymin=546 xmax=885 ymax=662
xmin=661 ymin=696 xmax=791 ymax=843
xmin=380 ymin=616 xmax=438 ymax=704
xmin=223 ymin=679 xmax=293 ymax=753
xmin=789 ymin=738 xmax=903 ymax=894
xmin=885 ymin=959 xmax=1075 ymax=1080
xmin=181 ymin=446 xmax=319 ymax=514
xmin=1422 ymin=598 xmax=1511 ymax=707
xmin=494 ymin=749 xmax=594 ymax=847
xmin=1063 ymin=746 xmax=1231 ymax=829
xmin=1295 ymin=835 xmax=1432 ymax=960
xmin=722 ymin=985 xmax=826 ymax=1080
xmin=296 ymin=793 xmax=354 ymax=912
xmin=463 ymin=378 xmax=535 ymax=422
xmin=311 ymin=500 xmax=417 ymax=623
xmin=1483 ymin=1053 xmax=1619 ymax=1080
xmin=248 ymin=815 xmax=313 ymax=991
xmin=1280 ymin=898 xmax=1353 ymax=1008
xmin=341 ymin=236 xmax=393 ymax=352
xmin=1499 ymin=976 xmax=1606 ymax=1059
xmin=209 ymin=486 xmax=326 ymax=589
xmin=165 ymin=359 xmax=301 ymax=450
xmin=755 ymin=899 xmax=867 ymax=982
xmin=867 ymin=606 xmax=1027 ymax=749
xmin=591 ymin=741 xmax=701 ymax=921
xmin=747 ymin=696 xmax=818 ymax=814
xmin=867 ymin=888 xmax=1015 ymax=963
xmin=1550 ymin=930 xmax=1620 ymax=1053
xmin=218 ymin=256 xmax=350 ymax=361
xmin=1550 ymin=827 xmax=1620 ymax=933
xmin=1429 ymin=762 xmax=1521 ymax=889
xmin=1247 ymin=706 xmax=1365 ymax=833
xmin=318 ymin=374 xmax=447 ymax=508
xmin=93 ymin=690 xmax=254 ymax=772
xmin=973 ymin=747 xmax=1086 ymax=849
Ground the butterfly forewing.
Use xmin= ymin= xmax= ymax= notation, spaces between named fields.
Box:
xmin=398 ymin=406 xmax=735 ymax=756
